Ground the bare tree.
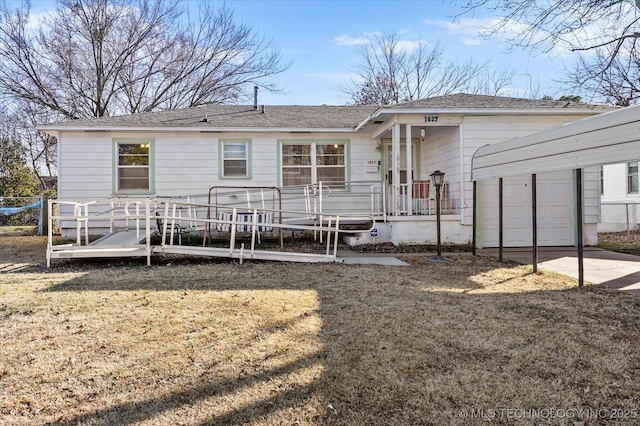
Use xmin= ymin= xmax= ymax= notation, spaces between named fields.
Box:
xmin=459 ymin=0 xmax=640 ymax=74
xmin=0 ymin=96 xmax=57 ymax=190
xmin=562 ymin=41 xmax=640 ymax=106
xmin=0 ymin=107 xmax=39 ymax=197
xmin=0 ymin=0 xmax=288 ymax=118
xmin=341 ymin=32 xmax=515 ymax=105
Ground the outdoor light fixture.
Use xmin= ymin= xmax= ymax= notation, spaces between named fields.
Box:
xmin=420 ymin=128 xmax=426 ymax=138
xmin=430 ymin=170 xmax=445 ymax=187
xmin=429 ymin=170 xmax=449 ymax=262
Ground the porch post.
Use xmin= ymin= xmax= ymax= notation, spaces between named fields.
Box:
xmin=406 ymin=124 xmax=413 ymax=215
xmin=393 ymin=123 xmax=401 ymax=215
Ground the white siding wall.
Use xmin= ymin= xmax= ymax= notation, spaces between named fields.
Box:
xmin=422 ymin=126 xmax=460 ymax=206
xmin=583 ymin=166 xmax=600 ymax=226
xmin=602 ymin=163 xmax=638 ymax=203
xmin=58 ymin=133 xmax=114 ymax=199
xmin=58 ymin=131 xmax=378 ymax=199
xmin=461 ymin=115 xmax=599 ymax=247
xmin=462 ymin=115 xmax=583 ymax=226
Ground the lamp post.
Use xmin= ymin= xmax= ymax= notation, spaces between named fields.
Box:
xmin=430 ymin=170 xmax=445 ymax=258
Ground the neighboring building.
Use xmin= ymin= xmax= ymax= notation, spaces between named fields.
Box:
xmin=600 ymin=162 xmax=640 ymax=233
xmin=602 ymin=162 xmax=640 ymax=203
xmin=38 ymin=93 xmax=613 ymax=247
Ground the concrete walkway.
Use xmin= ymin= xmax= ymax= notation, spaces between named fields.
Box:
xmin=478 ymin=247 xmax=640 ymax=295
xmin=337 ymin=249 xmax=410 ymax=266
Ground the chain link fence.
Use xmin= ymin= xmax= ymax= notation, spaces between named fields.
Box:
xmin=598 ymin=202 xmax=640 ymax=238
xmin=0 ymin=196 xmax=44 ymax=235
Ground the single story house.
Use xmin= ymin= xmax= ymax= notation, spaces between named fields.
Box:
xmin=38 ymin=93 xmax=614 ymax=247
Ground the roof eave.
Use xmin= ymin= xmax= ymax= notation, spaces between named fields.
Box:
xmin=354 ymin=107 xmax=610 ymax=131
xmin=35 ymin=125 xmax=360 ymax=133
xmin=376 ymin=107 xmax=611 ymax=116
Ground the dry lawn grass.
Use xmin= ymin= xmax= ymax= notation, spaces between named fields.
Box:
xmin=599 ymin=230 xmax=640 ymax=257
xmin=2 ymin=236 xmax=640 ymax=425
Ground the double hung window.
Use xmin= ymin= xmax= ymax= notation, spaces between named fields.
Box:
xmin=281 ymin=141 xmax=346 ymax=187
xmin=116 ymin=141 xmax=151 ymax=192
xmin=628 ymin=162 xmax=638 ymax=194
xmin=221 ymin=141 xmax=250 ymax=178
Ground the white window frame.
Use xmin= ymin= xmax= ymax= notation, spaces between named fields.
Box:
xmin=280 ymin=140 xmax=348 ymax=188
xmin=628 ymin=161 xmax=638 ymax=194
xmin=219 ymin=139 xmax=251 ymax=180
xmin=113 ymin=139 xmax=154 ymax=194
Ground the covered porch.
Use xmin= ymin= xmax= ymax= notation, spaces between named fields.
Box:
xmin=373 ymin=118 xmax=463 ymax=218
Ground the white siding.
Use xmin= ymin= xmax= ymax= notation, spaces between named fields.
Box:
xmin=57 ymin=130 xmax=379 ymax=206
xmin=422 ymin=126 xmax=460 ymax=211
xmin=58 ymin=133 xmax=113 ymax=199
xmin=56 ymin=111 xmax=603 ymax=246
xmin=583 ymin=166 xmax=600 ymax=225
xmin=479 ymin=171 xmax=575 ymax=247
xmin=602 ymin=163 xmax=640 ymax=203
xmin=459 ymin=115 xmax=598 ymax=247
xmin=462 ymin=115 xmax=586 ymax=226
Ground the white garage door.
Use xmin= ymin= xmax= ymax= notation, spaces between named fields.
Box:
xmin=480 ymin=170 xmax=575 ymax=247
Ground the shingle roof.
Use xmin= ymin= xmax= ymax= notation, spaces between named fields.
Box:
xmin=47 ymin=105 xmax=379 ymax=129
xmin=388 ymin=93 xmax=610 ymax=110
xmin=39 ymin=93 xmax=612 ymax=131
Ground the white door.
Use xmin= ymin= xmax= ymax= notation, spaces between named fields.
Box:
xmin=480 ymin=170 xmax=575 ymax=247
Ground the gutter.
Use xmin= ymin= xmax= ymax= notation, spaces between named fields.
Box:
xmin=35 ymin=125 xmax=362 ymax=135
xmin=354 ymin=107 xmax=614 ymax=131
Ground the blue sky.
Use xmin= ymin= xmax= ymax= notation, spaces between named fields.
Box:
xmin=25 ymin=0 xmax=576 ymax=105
xmin=209 ymin=0 xmax=573 ymax=105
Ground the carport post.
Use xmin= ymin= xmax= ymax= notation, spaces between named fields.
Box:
xmin=532 ymin=174 xmax=538 ymax=273
xmin=499 ymin=177 xmax=503 ymax=262
xmin=472 ymin=181 xmax=477 ymax=256
xmin=576 ymin=168 xmax=584 ymax=288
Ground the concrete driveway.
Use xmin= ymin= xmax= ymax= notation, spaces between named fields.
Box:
xmin=477 ymin=247 xmax=640 ymax=295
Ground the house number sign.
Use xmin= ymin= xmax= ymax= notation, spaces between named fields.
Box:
xmin=424 ymin=116 xmax=439 ymax=123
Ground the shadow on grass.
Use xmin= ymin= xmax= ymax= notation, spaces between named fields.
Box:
xmin=28 ymin=256 xmax=640 ymax=425
xmin=45 ymin=356 xmax=318 ymax=426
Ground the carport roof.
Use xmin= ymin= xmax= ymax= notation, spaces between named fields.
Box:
xmin=471 ymin=103 xmax=639 ymax=181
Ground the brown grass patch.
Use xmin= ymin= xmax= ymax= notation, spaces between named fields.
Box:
xmin=2 ymin=236 xmax=640 ymax=425
xmin=599 ymin=230 xmax=640 ymax=256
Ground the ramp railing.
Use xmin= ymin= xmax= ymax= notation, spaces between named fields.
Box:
xmin=47 ymin=198 xmax=153 ymax=267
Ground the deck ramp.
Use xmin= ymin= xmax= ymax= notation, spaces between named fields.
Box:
xmin=89 ymin=229 xmax=145 ymax=246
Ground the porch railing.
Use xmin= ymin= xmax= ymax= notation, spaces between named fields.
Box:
xmin=390 ymin=181 xmax=460 ymax=216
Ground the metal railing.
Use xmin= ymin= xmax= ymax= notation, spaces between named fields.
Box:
xmin=46 ymin=196 xmax=377 ymax=266
xmin=389 ymin=181 xmax=461 ymax=216
xmin=47 ymin=198 xmax=153 ymax=267
xmin=157 ymin=198 xmax=376 ymax=261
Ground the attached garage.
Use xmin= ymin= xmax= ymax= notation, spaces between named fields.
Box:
xmin=479 ymin=170 xmax=576 ymax=247
xmin=471 ymin=103 xmax=640 ymax=286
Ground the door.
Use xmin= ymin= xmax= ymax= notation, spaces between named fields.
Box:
xmin=385 ymin=143 xmax=418 ymax=185
xmin=385 ymin=142 xmax=419 ymax=213
xmin=480 ymin=170 xmax=575 ymax=247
